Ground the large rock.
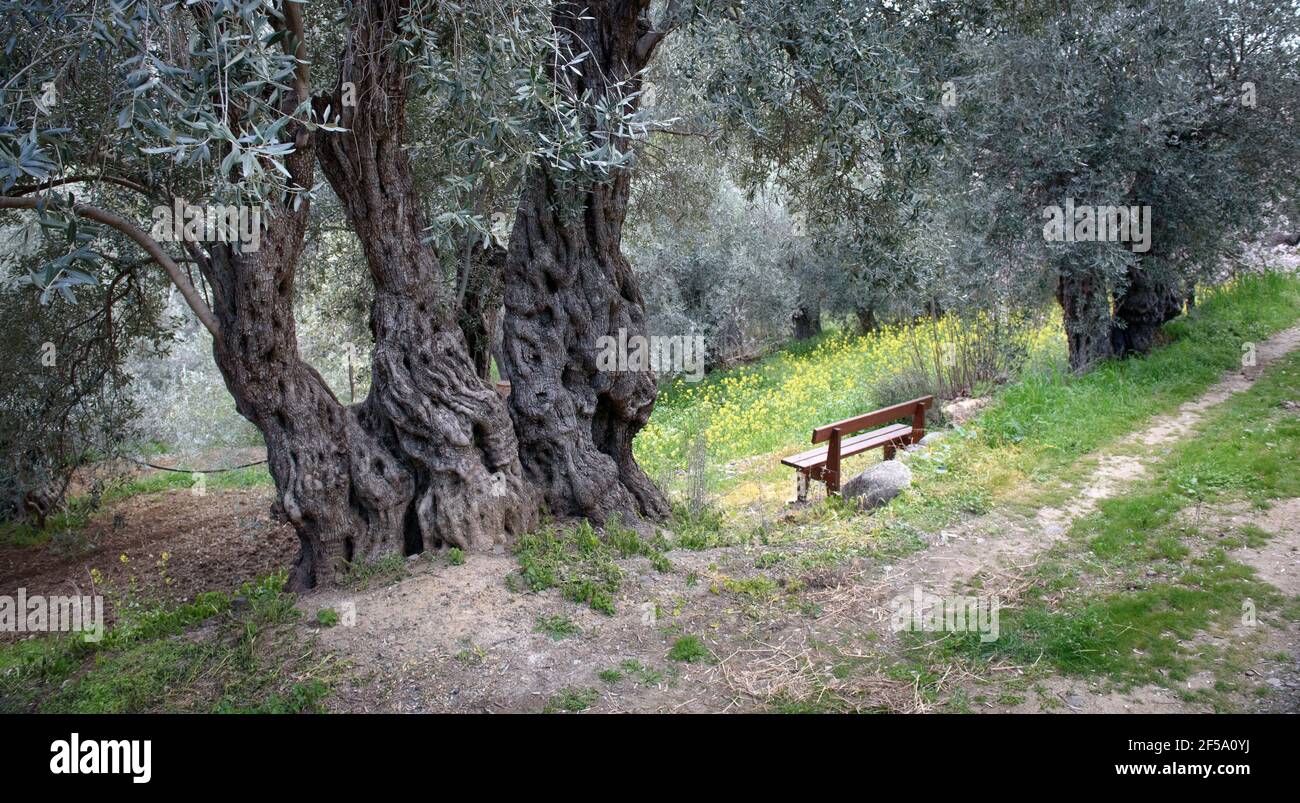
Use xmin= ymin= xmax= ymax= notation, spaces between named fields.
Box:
xmin=841 ymin=460 xmax=912 ymax=509
xmin=941 ymin=396 xmax=989 ymax=426
xmin=918 ymin=431 xmax=948 ymax=447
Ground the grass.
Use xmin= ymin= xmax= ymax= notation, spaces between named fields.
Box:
xmin=543 ymin=686 xmax=599 ymax=713
xmin=931 ymin=344 xmax=1300 ymax=696
xmin=938 ymin=553 xmax=1273 ymax=685
xmin=667 ymin=634 xmax=710 ymax=663
xmin=668 ymin=502 xmax=738 ymax=550
xmin=600 ymin=659 xmax=665 ymax=687
xmin=217 ymin=678 xmax=331 ymax=714
xmin=343 ymin=553 xmax=410 ymax=590
xmin=107 ymin=464 xmax=272 ymax=498
xmin=980 ymin=272 xmax=1300 ymax=477
xmin=534 ymin=614 xmax=581 ymax=640
xmin=512 ymin=517 xmax=672 ymax=614
xmin=0 ymin=571 xmax=333 ymax=713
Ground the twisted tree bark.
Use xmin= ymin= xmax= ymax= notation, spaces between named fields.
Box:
xmin=207 ymin=0 xmax=537 ymax=590
xmin=313 ymin=0 xmax=537 ymax=575
xmin=1107 ymin=170 xmax=1186 ymax=359
xmin=1056 ymin=270 xmax=1114 ymax=372
xmin=500 ymin=0 xmax=672 ymax=525
xmin=204 ymin=128 xmax=374 ymax=590
xmin=855 ymin=304 xmax=878 ymax=334
xmin=792 ymin=302 xmax=822 ymax=340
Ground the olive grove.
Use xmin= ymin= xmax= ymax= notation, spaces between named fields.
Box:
xmin=2 ymin=0 xmax=1298 ymax=588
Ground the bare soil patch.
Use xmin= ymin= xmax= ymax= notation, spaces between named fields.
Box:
xmin=0 ymin=484 xmax=295 ymax=627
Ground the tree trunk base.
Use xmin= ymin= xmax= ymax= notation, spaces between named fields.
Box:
xmin=1056 ymin=271 xmax=1114 ymax=372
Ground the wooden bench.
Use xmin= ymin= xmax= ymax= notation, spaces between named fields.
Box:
xmin=781 ymin=395 xmax=934 ymax=503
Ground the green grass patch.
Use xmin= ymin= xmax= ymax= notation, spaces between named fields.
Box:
xmin=939 ymin=552 xmax=1276 ymax=684
xmin=105 ymin=464 xmax=273 ymax=500
xmin=981 ymin=273 xmax=1300 ymax=477
xmin=343 ymin=553 xmax=410 ymax=590
xmin=667 ymin=634 xmax=710 ymax=663
xmin=608 ymin=659 xmax=663 ymax=686
xmin=0 ymin=571 xmax=332 ymax=713
xmin=929 ymin=343 xmax=1300 ymax=691
xmin=534 ymin=614 xmax=581 ymax=641
xmin=513 ymin=517 xmax=671 ymax=614
xmin=543 ymin=686 xmax=599 ymax=713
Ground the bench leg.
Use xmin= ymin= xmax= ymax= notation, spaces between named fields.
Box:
xmin=826 ymin=428 xmax=842 ymax=496
xmin=795 ymin=470 xmax=809 ymax=504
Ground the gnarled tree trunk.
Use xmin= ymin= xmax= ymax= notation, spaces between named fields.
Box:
xmin=791 ymin=255 xmax=822 ymax=340
xmin=1056 ymin=270 xmax=1114 ymax=372
xmin=208 ymin=0 xmax=537 ymax=591
xmin=792 ymin=298 xmax=822 ymax=340
xmin=205 ymin=134 xmax=378 ymax=590
xmin=855 ymin=304 xmax=878 ymax=334
xmin=501 ymin=0 xmax=671 ymax=525
xmin=792 ymin=306 xmax=821 ymax=340
xmin=1108 ymin=172 xmax=1185 ymax=359
xmin=312 ymin=0 xmax=537 ymax=579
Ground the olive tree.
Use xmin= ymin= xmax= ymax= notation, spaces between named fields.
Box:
xmin=0 ymin=0 xmax=555 ymax=587
xmin=948 ymin=0 xmax=1300 ymax=370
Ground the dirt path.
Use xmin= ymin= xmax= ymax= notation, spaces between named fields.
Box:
xmin=869 ymin=325 xmax=1300 ymax=607
xmin=1225 ymin=499 xmax=1300 ymax=713
xmin=988 ymin=496 xmax=1300 ymax=714
xmin=897 ymin=324 xmax=1300 ymax=714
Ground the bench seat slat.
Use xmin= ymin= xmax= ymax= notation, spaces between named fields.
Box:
xmin=780 ymin=423 xmax=912 ymax=469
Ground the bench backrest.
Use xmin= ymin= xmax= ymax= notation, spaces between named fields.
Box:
xmin=810 ymin=395 xmax=934 ymax=444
